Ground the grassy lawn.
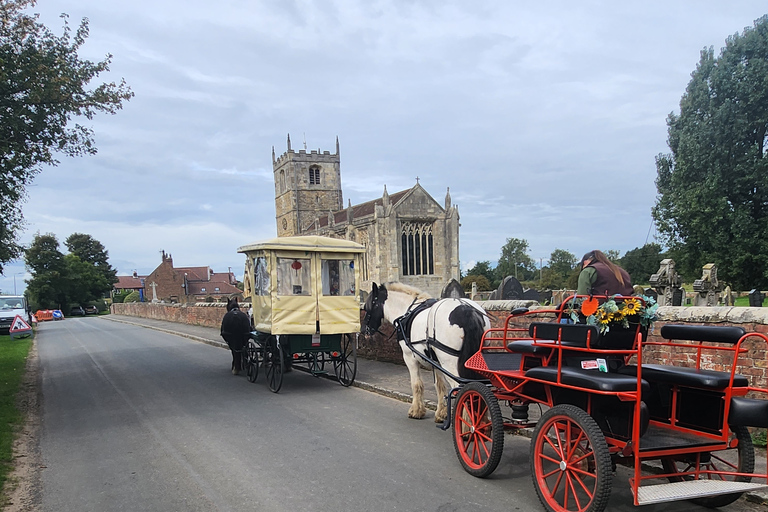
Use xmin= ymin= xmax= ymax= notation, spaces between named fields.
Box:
xmin=0 ymin=334 xmax=32 ymax=494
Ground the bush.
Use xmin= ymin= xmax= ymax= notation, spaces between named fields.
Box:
xmin=461 ymin=274 xmax=491 ymax=292
xmin=123 ymin=291 xmax=140 ymax=303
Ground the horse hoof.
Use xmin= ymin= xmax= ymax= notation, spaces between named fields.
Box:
xmin=232 ymin=368 xmax=240 ymax=375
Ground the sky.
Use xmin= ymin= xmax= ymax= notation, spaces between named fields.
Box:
xmin=1 ymin=0 xmax=767 ymax=295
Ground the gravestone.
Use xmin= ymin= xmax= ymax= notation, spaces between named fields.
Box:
xmin=498 ymin=276 xmax=524 ymax=300
xmin=488 ymin=290 xmax=498 ymax=300
xmin=441 ymin=279 xmax=466 ymax=299
xmin=539 ymin=289 xmax=553 ymax=305
xmin=649 ymin=259 xmax=681 ymax=307
xmin=749 ymin=289 xmax=764 ymax=307
xmin=693 ymin=263 xmax=722 ymax=307
xmin=522 ymin=288 xmax=540 ymax=301
xmin=671 ymin=287 xmax=684 ymax=306
xmin=644 ymin=288 xmax=658 ymax=302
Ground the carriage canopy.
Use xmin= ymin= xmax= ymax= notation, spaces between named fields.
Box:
xmin=238 ymin=236 xmax=365 ymax=335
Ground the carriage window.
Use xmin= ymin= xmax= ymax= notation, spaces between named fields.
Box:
xmin=254 ymin=257 xmax=270 ymax=296
xmin=322 ymin=259 xmax=355 ymax=296
xmin=277 ymin=258 xmax=311 ymax=296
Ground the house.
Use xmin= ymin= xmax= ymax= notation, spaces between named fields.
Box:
xmin=143 ymin=251 xmax=242 ymax=303
xmin=113 ymin=272 xmax=146 ymax=299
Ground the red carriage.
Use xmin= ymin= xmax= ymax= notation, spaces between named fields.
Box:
xmin=448 ymin=294 xmax=768 ymax=512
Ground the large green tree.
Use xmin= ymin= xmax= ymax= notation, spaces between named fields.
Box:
xmin=496 ymin=237 xmax=536 ymax=281
xmin=0 ymin=1 xmax=133 ymax=273
xmin=620 ymin=243 xmax=666 ymax=285
xmin=65 ymin=232 xmax=117 ymax=287
xmin=24 ymin=232 xmax=67 ymax=309
xmin=653 ymin=16 xmax=768 ymax=289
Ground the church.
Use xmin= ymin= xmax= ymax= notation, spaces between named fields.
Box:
xmin=273 ymin=135 xmax=460 ymax=298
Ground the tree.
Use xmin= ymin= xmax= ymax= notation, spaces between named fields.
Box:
xmin=465 ymin=260 xmax=497 ymax=288
xmin=25 ymin=231 xmax=116 ymax=309
xmin=620 ymin=243 xmax=666 ymax=285
xmin=24 ymin=232 xmax=67 ymax=309
xmin=653 ymin=16 xmax=768 ymax=289
xmin=496 ymin=238 xmax=536 ymax=282
xmin=65 ymin=233 xmax=117 ymax=288
xmin=460 ymin=274 xmax=491 ymax=292
xmin=0 ymin=1 xmax=133 ymax=273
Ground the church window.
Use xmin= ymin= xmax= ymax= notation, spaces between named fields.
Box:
xmin=401 ymin=222 xmax=434 ymax=276
xmin=280 ymin=170 xmax=286 ymax=192
xmin=309 ymin=166 xmax=320 ymax=185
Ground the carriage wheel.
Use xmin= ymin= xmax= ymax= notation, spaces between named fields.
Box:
xmin=333 ymin=334 xmax=357 ymax=386
xmin=660 ymin=425 xmax=754 ymax=508
xmin=308 ymin=352 xmax=325 ymax=376
xmin=265 ymin=336 xmax=284 ymax=393
xmin=531 ymin=404 xmax=612 ymax=512
xmin=452 ymin=381 xmax=504 ymax=478
xmin=246 ymin=339 xmax=260 ymax=383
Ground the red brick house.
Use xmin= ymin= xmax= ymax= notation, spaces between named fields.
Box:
xmin=143 ymin=251 xmax=242 ymax=303
xmin=113 ymin=272 xmax=147 ymax=299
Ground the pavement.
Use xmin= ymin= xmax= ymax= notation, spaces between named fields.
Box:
xmin=100 ymin=314 xmax=768 ymax=506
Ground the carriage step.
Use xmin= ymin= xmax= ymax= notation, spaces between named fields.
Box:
xmin=636 ymin=480 xmax=768 ymax=505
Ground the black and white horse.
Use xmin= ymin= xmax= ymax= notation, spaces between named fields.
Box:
xmin=362 ymin=282 xmax=489 ymax=423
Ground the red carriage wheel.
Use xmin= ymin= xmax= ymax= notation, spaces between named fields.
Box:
xmin=452 ymin=382 xmax=504 ymax=478
xmin=661 ymin=425 xmax=754 ymax=508
xmin=530 ymin=404 xmax=612 ymax=512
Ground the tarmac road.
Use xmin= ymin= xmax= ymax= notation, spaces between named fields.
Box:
xmin=35 ymin=316 xmax=767 ymax=512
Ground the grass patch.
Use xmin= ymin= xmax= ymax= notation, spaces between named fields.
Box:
xmin=753 ymin=428 xmax=767 ymax=448
xmin=0 ymin=334 xmax=32 ymax=493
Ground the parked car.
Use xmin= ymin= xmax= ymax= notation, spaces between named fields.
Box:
xmin=69 ymin=306 xmax=85 ymax=316
xmin=84 ymin=305 xmax=99 ymax=315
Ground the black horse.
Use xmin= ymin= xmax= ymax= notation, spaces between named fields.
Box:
xmin=220 ymin=297 xmax=251 ymax=375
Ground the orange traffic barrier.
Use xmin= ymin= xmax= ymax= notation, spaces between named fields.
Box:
xmin=35 ymin=310 xmax=53 ymax=322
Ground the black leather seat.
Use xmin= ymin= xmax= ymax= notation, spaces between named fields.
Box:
xmin=526 ymin=366 xmax=649 ymax=393
xmin=618 ymin=364 xmax=749 ymax=389
xmin=729 ymin=397 xmax=768 ymax=428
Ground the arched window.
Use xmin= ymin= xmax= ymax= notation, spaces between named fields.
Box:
xmin=280 ymin=170 xmax=286 ymax=192
xmin=309 ymin=166 xmax=320 ymax=185
xmin=401 ymin=222 xmax=434 ymax=276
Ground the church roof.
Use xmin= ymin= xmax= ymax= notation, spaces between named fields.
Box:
xmin=313 ymin=188 xmax=412 ymax=229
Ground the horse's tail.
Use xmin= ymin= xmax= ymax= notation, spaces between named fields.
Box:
xmin=450 ymin=302 xmax=489 ymax=380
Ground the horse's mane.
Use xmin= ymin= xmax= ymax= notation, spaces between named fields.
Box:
xmin=383 ymin=282 xmax=432 ymax=300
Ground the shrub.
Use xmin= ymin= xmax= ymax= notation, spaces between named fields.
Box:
xmin=460 ymin=274 xmax=491 ymax=292
xmin=123 ymin=291 xmax=140 ymax=303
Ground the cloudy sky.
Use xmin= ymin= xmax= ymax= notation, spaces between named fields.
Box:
xmin=2 ymin=0 xmax=766 ymax=295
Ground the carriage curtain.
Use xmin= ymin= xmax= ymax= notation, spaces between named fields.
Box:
xmin=321 ymin=259 xmax=355 ymax=296
xmin=276 ymin=258 xmax=311 ymax=296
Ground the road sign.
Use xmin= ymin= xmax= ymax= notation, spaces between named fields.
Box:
xmin=9 ymin=314 xmax=32 ymax=339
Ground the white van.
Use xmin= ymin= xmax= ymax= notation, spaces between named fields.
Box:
xmin=0 ymin=295 xmax=30 ymax=334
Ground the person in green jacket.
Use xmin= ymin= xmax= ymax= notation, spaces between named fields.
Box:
xmin=577 ymin=250 xmax=633 ymax=296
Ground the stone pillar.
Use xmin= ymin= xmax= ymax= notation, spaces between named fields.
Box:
xmin=692 ymin=263 xmax=722 ymax=307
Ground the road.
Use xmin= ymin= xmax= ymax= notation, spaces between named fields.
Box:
xmin=36 ymin=317 xmax=766 ymax=512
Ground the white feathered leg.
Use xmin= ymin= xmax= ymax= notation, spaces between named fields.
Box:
xmin=403 ymin=351 xmax=427 ymax=419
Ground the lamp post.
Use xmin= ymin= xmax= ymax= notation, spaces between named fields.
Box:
xmin=13 ymin=272 xmax=23 ymax=295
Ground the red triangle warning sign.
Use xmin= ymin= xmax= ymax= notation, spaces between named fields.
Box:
xmin=10 ymin=315 xmax=32 ymax=333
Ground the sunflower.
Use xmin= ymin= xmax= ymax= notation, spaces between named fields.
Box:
xmin=595 ymin=308 xmax=614 ymax=325
xmin=622 ymin=298 xmax=642 ymax=316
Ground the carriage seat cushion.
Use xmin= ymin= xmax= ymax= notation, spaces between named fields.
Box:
xmin=528 ymin=322 xmax=600 ymax=347
xmin=525 ymin=366 xmax=649 ymax=393
xmin=729 ymin=397 xmax=768 ymax=428
xmin=506 ymin=338 xmax=581 ymax=354
xmin=660 ymin=324 xmax=747 ymax=345
xmin=617 ymin=364 xmax=749 ymax=389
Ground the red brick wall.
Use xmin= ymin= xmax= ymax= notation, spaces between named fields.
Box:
xmin=111 ymin=302 xmax=226 ymax=328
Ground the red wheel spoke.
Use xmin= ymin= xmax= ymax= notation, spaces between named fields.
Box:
xmin=539 ymin=453 xmax=563 ymax=466
xmin=566 ymin=429 xmax=585 ymax=461
xmin=570 ymin=467 xmax=596 ymax=496
xmin=569 ymin=449 xmax=595 ymax=467
xmin=547 ymin=469 xmax=565 ymax=499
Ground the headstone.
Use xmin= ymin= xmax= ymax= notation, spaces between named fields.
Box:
xmin=498 ymin=276 xmax=524 ymax=300
xmin=488 ymin=289 xmax=498 ymax=300
xmin=749 ymin=289 xmax=764 ymax=307
xmin=441 ymin=279 xmax=466 ymax=299
xmin=522 ymin=288 xmax=540 ymax=301
xmin=671 ymin=287 xmax=684 ymax=307
xmin=539 ymin=289 xmax=553 ymax=305
xmin=649 ymin=258 xmax=681 ymax=306
xmin=692 ymin=263 xmax=722 ymax=307
xmin=644 ymin=288 xmax=658 ymax=302
xmin=722 ymin=286 xmax=734 ymax=306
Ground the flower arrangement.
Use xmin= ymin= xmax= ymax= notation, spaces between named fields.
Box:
xmin=565 ymin=295 xmax=658 ymax=335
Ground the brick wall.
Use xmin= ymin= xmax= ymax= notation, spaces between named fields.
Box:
xmin=111 ymin=301 xmax=768 ymax=387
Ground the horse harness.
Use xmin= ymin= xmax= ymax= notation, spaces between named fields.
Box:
xmin=392 ymin=298 xmax=463 ymax=358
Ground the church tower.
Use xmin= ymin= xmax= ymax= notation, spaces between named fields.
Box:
xmin=273 ymin=135 xmax=343 ymax=236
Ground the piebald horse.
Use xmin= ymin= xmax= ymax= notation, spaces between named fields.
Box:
xmin=362 ymin=282 xmax=489 ymax=423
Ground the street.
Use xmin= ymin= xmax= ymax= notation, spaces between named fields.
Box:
xmin=35 ymin=318 xmax=765 ymax=511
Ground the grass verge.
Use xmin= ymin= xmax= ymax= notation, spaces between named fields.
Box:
xmin=0 ymin=334 xmax=32 ymax=494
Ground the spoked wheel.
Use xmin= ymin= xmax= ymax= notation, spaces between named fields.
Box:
xmin=308 ymin=352 xmax=325 ymax=376
xmin=246 ymin=339 xmax=260 ymax=383
xmin=531 ymin=404 xmax=612 ymax=512
xmin=265 ymin=336 xmax=284 ymax=393
xmin=660 ymin=425 xmax=754 ymax=508
xmin=452 ymin=381 xmax=504 ymax=478
xmin=333 ymin=334 xmax=357 ymax=386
